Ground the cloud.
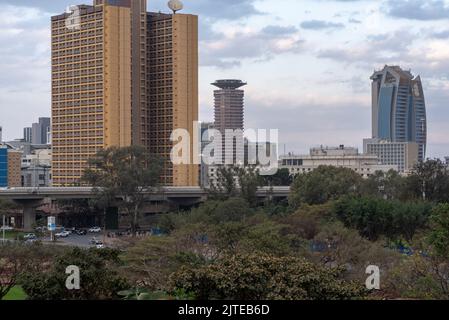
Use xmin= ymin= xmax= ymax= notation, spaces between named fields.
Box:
xmin=200 ymin=25 xmax=304 ymax=69
xmin=317 ymin=29 xmax=418 ymax=67
xmin=300 ymin=19 xmax=345 ymax=30
xmin=385 ymin=0 xmax=449 ymax=20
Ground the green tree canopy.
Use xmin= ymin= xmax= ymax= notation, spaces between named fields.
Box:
xmin=289 ymin=166 xmax=363 ymax=208
xmin=82 ymin=146 xmax=162 ymax=234
xmin=169 ymin=252 xmax=366 ymax=300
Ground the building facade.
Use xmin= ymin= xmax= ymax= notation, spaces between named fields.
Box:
xmin=280 ymin=145 xmax=398 ymax=178
xmin=212 ymin=80 xmax=246 ymax=165
xmin=0 ymin=146 xmax=7 ymax=187
xmin=363 ymin=139 xmax=419 ymax=174
xmin=51 ymin=0 xmax=198 ymax=186
xmin=7 ymin=149 xmax=22 ymax=187
xmin=23 ymin=127 xmax=32 ymax=143
xmin=21 ymin=148 xmax=52 ymax=187
xmin=371 ymin=65 xmax=427 ymax=161
xmin=147 ymin=12 xmax=199 ymax=186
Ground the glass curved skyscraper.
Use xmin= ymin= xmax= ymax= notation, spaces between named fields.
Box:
xmin=371 ymin=65 xmax=427 ymax=161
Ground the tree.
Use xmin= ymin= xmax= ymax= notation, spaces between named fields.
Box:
xmin=169 ymin=252 xmax=366 ymax=300
xmin=405 ymin=159 xmax=449 ymax=203
xmin=262 ymin=168 xmax=293 ymax=187
xmin=361 ymin=170 xmax=406 ymax=200
xmin=82 ymin=146 xmax=162 ymax=235
xmin=21 ymin=248 xmax=128 ymax=300
xmin=334 ymin=196 xmax=432 ymax=242
xmin=428 ymin=204 xmax=449 ymax=259
xmin=289 ymin=166 xmax=363 ymax=208
xmin=208 ymin=165 xmax=262 ymax=207
xmin=0 ymin=243 xmax=60 ymax=300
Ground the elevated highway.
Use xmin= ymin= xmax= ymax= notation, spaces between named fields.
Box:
xmin=0 ymin=186 xmax=290 ymax=230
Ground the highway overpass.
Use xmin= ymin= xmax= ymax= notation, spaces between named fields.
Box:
xmin=0 ymin=186 xmax=290 ymax=230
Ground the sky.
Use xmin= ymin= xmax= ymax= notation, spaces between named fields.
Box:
xmin=0 ymin=0 xmax=448 ymax=158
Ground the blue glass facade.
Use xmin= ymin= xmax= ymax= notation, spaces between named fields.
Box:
xmin=0 ymin=148 xmax=7 ymax=187
xmin=378 ymin=86 xmax=394 ymax=140
xmin=372 ymin=66 xmax=427 ymax=161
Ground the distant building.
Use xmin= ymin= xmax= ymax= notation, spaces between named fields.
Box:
xmin=213 ymin=80 xmax=247 ymax=164
xmin=280 ymin=145 xmax=397 ymax=178
xmin=371 ymin=65 xmax=427 ymax=161
xmin=21 ymin=148 xmax=52 ymax=187
xmin=8 ymin=149 xmax=22 ymax=187
xmin=31 ymin=117 xmax=50 ymax=145
xmin=0 ymin=126 xmax=2 ymax=143
xmin=363 ymin=139 xmax=419 ymax=174
xmin=0 ymin=144 xmax=22 ymax=187
xmin=23 ymin=127 xmax=32 ymax=143
xmin=200 ymin=122 xmax=215 ymax=188
xmin=0 ymin=146 xmax=7 ymax=187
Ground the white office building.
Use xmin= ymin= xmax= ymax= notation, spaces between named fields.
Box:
xmin=280 ymin=145 xmax=398 ymax=178
xmin=363 ymin=139 xmax=419 ymax=174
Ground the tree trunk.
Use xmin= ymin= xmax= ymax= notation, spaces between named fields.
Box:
xmin=132 ymin=204 xmax=139 ymax=237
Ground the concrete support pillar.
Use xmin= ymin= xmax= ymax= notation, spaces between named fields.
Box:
xmin=23 ymin=204 xmax=36 ymax=231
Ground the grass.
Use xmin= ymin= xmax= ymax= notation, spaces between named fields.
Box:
xmin=2 ymin=286 xmax=27 ymax=300
xmin=2 ymin=231 xmax=25 ymax=240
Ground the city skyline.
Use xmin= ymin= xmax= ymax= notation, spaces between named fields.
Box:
xmin=0 ymin=0 xmax=448 ymax=158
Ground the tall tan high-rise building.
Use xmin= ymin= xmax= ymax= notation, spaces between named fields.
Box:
xmin=51 ymin=0 xmax=198 ymax=186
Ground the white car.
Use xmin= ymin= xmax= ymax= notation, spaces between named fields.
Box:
xmin=55 ymin=231 xmax=70 ymax=238
xmin=23 ymin=233 xmax=37 ymax=240
xmin=0 ymin=226 xmax=14 ymax=231
xmin=96 ymin=243 xmax=105 ymax=249
xmin=89 ymin=227 xmax=102 ymax=233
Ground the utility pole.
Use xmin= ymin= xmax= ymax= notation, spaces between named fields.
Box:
xmin=2 ymin=215 xmax=5 ymax=242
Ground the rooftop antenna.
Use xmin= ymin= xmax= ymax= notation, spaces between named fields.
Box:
xmin=168 ymin=0 xmax=183 ymax=14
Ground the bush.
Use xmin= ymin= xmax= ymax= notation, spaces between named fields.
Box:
xmin=169 ymin=252 xmax=367 ymax=300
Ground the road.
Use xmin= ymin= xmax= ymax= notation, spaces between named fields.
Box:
xmin=42 ymin=233 xmax=105 ymax=248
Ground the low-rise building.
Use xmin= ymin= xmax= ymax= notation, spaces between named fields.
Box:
xmin=280 ymin=145 xmax=397 ymax=178
xmin=363 ymin=139 xmax=419 ymax=174
xmin=21 ymin=148 xmax=52 ymax=187
xmin=0 ymin=144 xmax=23 ymax=187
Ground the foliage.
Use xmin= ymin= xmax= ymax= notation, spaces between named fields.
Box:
xmin=0 ymin=243 xmax=57 ymax=300
xmin=82 ymin=146 xmax=162 ymax=235
xmin=289 ymin=166 xmax=363 ymax=208
xmin=169 ymin=252 xmax=367 ymax=300
xmin=208 ymin=166 xmax=262 ymax=207
xmin=428 ymin=204 xmax=449 ymax=259
xmin=261 ymin=168 xmax=293 ymax=187
xmin=21 ymin=248 xmax=128 ymax=300
xmin=405 ymin=159 xmax=449 ymax=203
xmin=334 ymin=196 xmax=432 ymax=241
xmin=361 ymin=170 xmax=406 ymax=200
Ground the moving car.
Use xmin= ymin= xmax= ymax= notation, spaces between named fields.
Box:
xmin=23 ymin=233 xmax=37 ymax=240
xmin=55 ymin=231 xmax=70 ymax=238
xmin=89 ymin=227 xmax=102 ymax=233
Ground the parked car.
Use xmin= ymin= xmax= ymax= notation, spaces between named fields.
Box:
xmin=35 ymin=226 xmax=47 ymax=232
xmin=89 ymin=227 xmax=102 ymax=233
xmin=55 ymin=231 xmax=70 ymax=238
xmin=23 ymin=233 xmax=37 ymax=241
xmin=0 ymin=226 xmax=14 ymax=231
xmin=75 ymin=229 xmax=87 ymax=236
